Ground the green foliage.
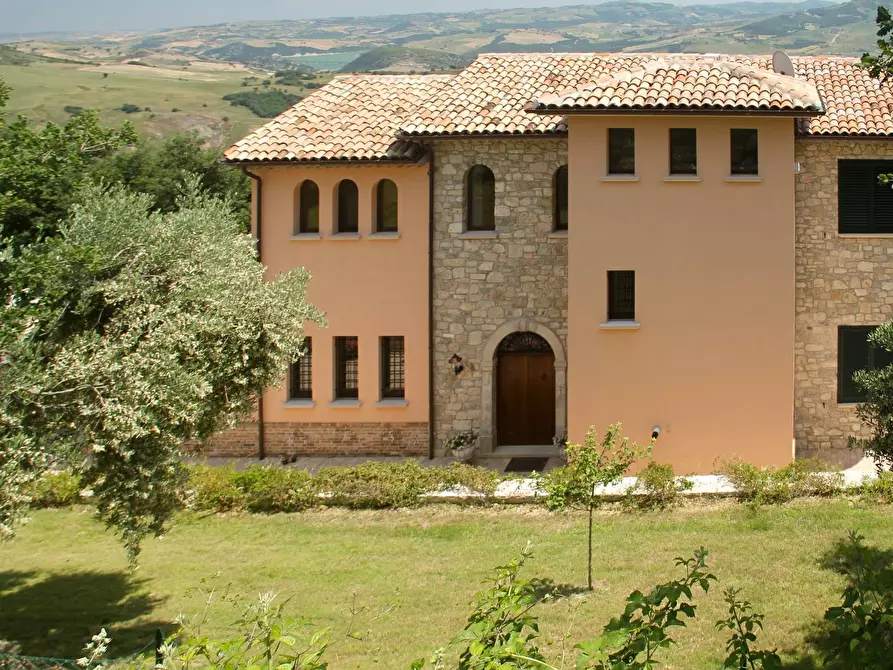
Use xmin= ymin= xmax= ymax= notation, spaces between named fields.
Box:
xmin=850 ymin=323 xmax=893 ymax=470
xmin=188 ymin=465 xmax=247 ymax=512
xmin=340 ymin=46 xmax=466 ymax=73
xmin=720 ymin=458 xmax=843 ymax=506
xmin=862 ymin=5 xmax=893 ymax=80
xmin=119 ymin=103 xmax=144 ymax=113
xmin=0 ymin=182 xmax=324 ymax=558
xmin=577 ymin=548 xmax=715 ymax=669
xmin=231 ymin=466 xmax=315 ymax=513
xmin=715 ymin=587 xmax=781 ymax=670
xmin=90 ymin=132 xmax=250 ymax=231
xmin=859 ymin=471 xmax=893 ymax=504
xmin=0 ymin=76 xmax=136 ymax=248
xmin=544 ymin=424 xmax=651 ymax=589
xmin=622 ymin=461 xmax=693 ymax=511
xmin=63 ymin=105 xmax=84 ymax=116
xmin=443 ymin=429 xmax=479 ymax=456
xmin=823 ymin=531 xmax=893 ymax=669
xmin=413 ymin=543 xmax=545 ymax=669
xmin=222 ymin=89 xmax=302 ymax=118
xmin=28 ymin=471 xmax=83 ymax=508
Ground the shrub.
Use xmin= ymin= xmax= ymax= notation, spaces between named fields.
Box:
xmin=314 ymin=460 xmax=434 ymax=509
xmin=430 ymin=462 xmax=500 ymax=498
xmin=221 ymin=89 xmax=302 ymax=118
xmin=232 ymin=466 xmax=314 ymax=513
xmin=63 ymin=105 xmax=84 ymax=116
xmin=119 ymin=103 xmax=142 ymax=113
xmin=29 ymin=471 xmax=82 ymax=508
xmin=860 ymin=471 xmax=893 ymax=503
xmin=850 ymin=322 xmax=893 ymax=470
xmin=720 ymin=458 xmax=843 ymax=505
xmin=188 ymin=465 xmax=246 ymax=512
xmin=622 ymin=461 xmax=693 ymax=511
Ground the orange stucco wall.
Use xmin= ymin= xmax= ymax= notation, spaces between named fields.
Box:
xmin=253 ymin=165 xmax=429 ymax=424
xmin=567 ymin=116 xmax=796 ymax=472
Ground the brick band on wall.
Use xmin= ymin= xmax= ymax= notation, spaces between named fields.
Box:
xmin=192 ymin=422 xmax=428 ymax=457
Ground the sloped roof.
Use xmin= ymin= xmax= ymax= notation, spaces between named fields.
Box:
xmin=528 ymin=60 xmax=824 ymax=114
xmin=223 ymin=74 xmax=453 ymax=163
xmin=225 ymin=53 xmax=893 ymax=163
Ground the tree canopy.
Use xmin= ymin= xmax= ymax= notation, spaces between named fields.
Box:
xmin=862 ymin=5 xmax=893 ymax=80
xmin=0 ymin=180 xmax=324 ymax=557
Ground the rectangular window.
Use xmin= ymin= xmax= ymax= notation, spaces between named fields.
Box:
xmin=608 ymin=128 xmax=635 ymax=175
xmin=838 ymin=160 xmax=893 ymax=234
xmin=669 ymin=128 xmax=698 ymax=175
xmin=838 ymin=326 xmax=893 ymax=403
xmin=288 ymin=338 xmax=312 ymax=400
xmin=730 ymin=129 xmax=759 ymax=175
xmin=334 ymin=336 xmax=359 ymax=399
xmin=380 ymin=336 xmax=405 ymax=399
xmin=607 ymin=271 xmax=635 ymax=321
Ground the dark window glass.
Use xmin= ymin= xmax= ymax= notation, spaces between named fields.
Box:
xmin=288 ymin=338 xmax=312 ymax=400
xmin=335 ymin=336 xmax=359 ymax=399
xmin=608 ymin=271 xmax=635 ymax=321
xmin=380 ymin=336 xmax=405 ymax=399
xmin=608 ymin=128 xmax=635 ymax=175
xmin=554 ymin=165 xmax=568 ymax=231
xmin=730 ymin=129 xmax=759 ymax=175
xmin=838 ymin=160 xmax=893 ymax=234
xmin=838 ymin=326 xmax=893 ymax=403
xmin=336 ymin=180 xmax=359 ymax=233
xmin=296 ymin=180 xmax=319 ymax=234
xmin=466 ymin=165 xmax=496 ymax=231
xmin=376 ymin=179 xmax=399 ymax=233
xmin=669 ymin=128 xmax=697 ymax=175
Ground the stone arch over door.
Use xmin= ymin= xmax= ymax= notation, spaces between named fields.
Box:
xmin=480 ymin=319 xmax=567 ymax=453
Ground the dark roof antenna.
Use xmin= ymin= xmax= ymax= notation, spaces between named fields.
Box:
xmin=772 ymin=50 xmax=796 ymax=77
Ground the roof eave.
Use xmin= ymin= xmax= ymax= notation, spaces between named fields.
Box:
xmin=526 ymin=106 xmax=826 ymax=117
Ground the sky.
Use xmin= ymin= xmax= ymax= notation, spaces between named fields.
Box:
xmin=0 ymin=0 xmax=821 ymax=35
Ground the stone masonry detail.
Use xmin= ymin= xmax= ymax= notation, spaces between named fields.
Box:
xmin=795 ymin=138 xmax=893 ymax=466
xmin=431 ymin=138 xmax=569 ymax=452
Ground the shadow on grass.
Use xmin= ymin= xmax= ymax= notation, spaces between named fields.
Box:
xmin=0 ymin=570 xmax=173 ymax=658
xmin=529 ymin=577 xmax=590 ymax=603
xmin=782 ymin=534 xmax=893 ymax=669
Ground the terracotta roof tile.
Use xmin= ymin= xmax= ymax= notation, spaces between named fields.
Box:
xmin=529 ymin=60 xmax=823 ymax=113
xmin=226 ymin=54 xmax=893 ymax=163
xmin=224 ymin=74 xmax=453 ymax=163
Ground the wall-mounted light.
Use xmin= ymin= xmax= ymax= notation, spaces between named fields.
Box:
xmin=449 ymin=353 xmax=465 ymax=376
xmin=651 ymin=426 xmax=662 ymax=441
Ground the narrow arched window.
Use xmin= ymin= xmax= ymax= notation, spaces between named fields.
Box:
xmin=553 ymin=165 xmax=568 ymax=231
xmin=466 ymin=165 xmax=495 ymax=232
xmin=336 ymin=180 xmax=359 ymax=233
xmin=375 ymin=179 xmax=398 ymax=233
xmin=295 ymin=180 xmax=319 ymax=234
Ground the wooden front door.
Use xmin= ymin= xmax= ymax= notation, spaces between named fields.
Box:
xmin=496 ymin=351 xmax=556 ymax=446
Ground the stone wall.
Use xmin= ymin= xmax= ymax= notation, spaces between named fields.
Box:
xmin=197 ymin=422 xmax=428 ymax=457
xmin=431 ymin=138 xmax=569 ymax=452
xmin=795 ymin=138 xmax=893 ymax=466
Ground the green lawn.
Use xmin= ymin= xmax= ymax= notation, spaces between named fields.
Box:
xmin=0 ymin=62 xmax=311 ymax=145
xmin=1 ymin=502 xmax=892 ymax=668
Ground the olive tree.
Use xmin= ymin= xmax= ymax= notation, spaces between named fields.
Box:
xmin=0 ymin=180 xmax=324 ymax=558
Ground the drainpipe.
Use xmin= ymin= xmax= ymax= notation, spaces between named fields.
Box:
xmin=243 ymin=166 xmax=266 ymax=461
xmin=427 ymin=146 xmax=436 ymax=460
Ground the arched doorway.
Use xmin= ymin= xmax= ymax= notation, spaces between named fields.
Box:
xmin=496 ymin=332 xmax=556 ymax=446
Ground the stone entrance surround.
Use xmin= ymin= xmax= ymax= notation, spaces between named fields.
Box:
xmin=479 ymin=319 xmax=567 ymax=453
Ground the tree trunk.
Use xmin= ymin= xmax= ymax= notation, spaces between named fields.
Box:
xmin=587 ymin=504 xmax=593 ymax=591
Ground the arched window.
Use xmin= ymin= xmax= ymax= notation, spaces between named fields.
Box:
xmin=336 ymin=180 xmax=359 ymax=233
xmin=375 ymin=179 xmax=398 ymax=233
xmin=553 ymin=165 xmax=568 ymax=231
xmin=295 ymin=180 xmax=319 ymax=234
xmin=466 ymin=165 xmax=495 ymax=232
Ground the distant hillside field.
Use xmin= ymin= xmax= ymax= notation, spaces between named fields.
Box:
xmin=340 ymin=47 xmax=468 ymax=72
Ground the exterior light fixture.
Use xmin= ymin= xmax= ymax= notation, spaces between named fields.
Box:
xmin=449 ymin=353 xmax=465 ymax=376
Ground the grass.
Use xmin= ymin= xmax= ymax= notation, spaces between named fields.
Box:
xmin=1 ymin=501 xmax=892 ymax=667
xmin=0 ymin=62 xmax=318 ymax=145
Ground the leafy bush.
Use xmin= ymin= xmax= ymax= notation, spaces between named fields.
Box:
xmin=119 ymin=103 xmax=143 ymax=113
xmin=188 ymin=465 xmax=246 ymax=512
xmin=720 ymin=458 xmax=843 ymax=505
xmin=823 ymin=531 xmax=893 ymax=668
xmin=63 ymin=105 xmax=84 ymax=116
xmin=314 ymin=460 xmax=436 ymax=509
xmin=850 ymin=322 xmax=893 ymax=470
xmin=860 ymin=471 xmax=893 ymax=504
xmin=222 ymin=89 xmax=302 ymax=118
xmin=232 ymin=466 xmax=314 ymax=513
xmin=622 ymin=461 xmax=693 ymax=511
xmin=715 ymin=587 xmax=781 ymax=669
xmin=29 ymin=471 xmax=82 ymax=508
xmin=431 ymin=462 xmax=500 ymax=498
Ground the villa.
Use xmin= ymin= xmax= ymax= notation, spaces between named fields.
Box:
xmin=218 ymin=52 xmax=893 ymax=472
